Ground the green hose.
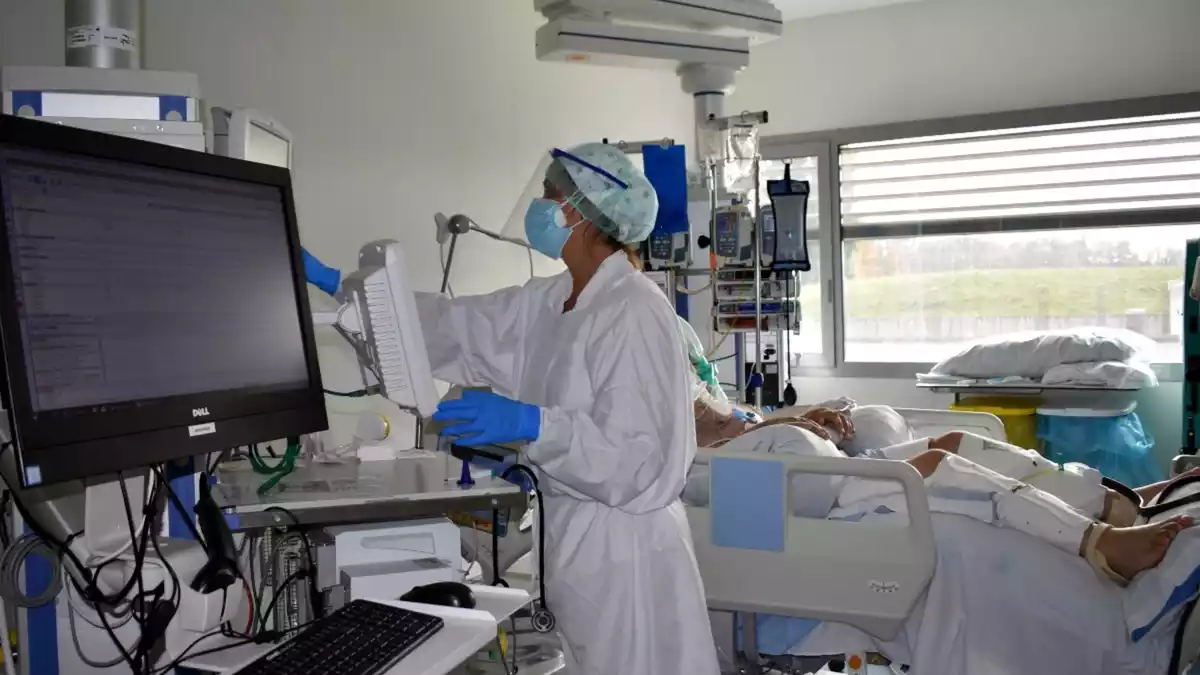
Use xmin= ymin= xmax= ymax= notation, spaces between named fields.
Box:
xmin=250 ymin=439 xmax=301 ymax=496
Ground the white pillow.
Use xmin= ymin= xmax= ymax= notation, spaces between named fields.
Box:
xmin=929 ymin=328 xmax=1156 ymax=379
xmin=1125 ymin=480 xmax=1200 ymax=642
xmin=842 ymin=405 xmax=915 ymax=457
xmin=1041 ymin=360 xmax=1158 ymax=389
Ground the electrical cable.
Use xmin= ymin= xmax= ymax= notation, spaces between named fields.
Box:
xmin=439 ymin=241 xmax=456 ymax=299
xmin=241 ymin=577 xmax=255 ymax=635
xmin=0 ymin=443 xmax=93 ymax=584
xmin=96 ymin=601 xmax=140 ymax=673
xmin=258 ymin=567 xmax=308 ymax=629
xmin=509 ymin=616 xmax=519 ymax=675
xmin=87 ymin=474 xmax=155 ymax=568
xmin=250 ymin=440 xmax=302 ymax=495
xmin=497 ymin=636 xmax=514 ymax=675
xmin=117 ymin=472 xmax=151 ymax=674
xmin=489 ymin=509 xmax=505 ymax=588
xmin=498 ymin=464 xmax=555 ymax=633
xmin=0 ymin=491 xmax=11 ymax=548
xmin=67 ymin=600 xmax=126 ymax=668
xmin=263 ymin=506 xmax=321 ymax=620
xmin=64 ymin=580 xmax=134 ymax=630
xmin=0 ymin=533 xmax=61 ymax=607
xmin=706 ymin=330 xmax=733 ymax=359
xmin=322 ymin=387 xmax=375 ymax=398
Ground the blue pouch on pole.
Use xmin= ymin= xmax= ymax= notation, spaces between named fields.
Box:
xmin=765 ymin=162 xmax=810 ymax=272
xmin=642 ymin=144 xmax=690 ymax=268
xmin=1037 ymin=410 xmax=1164 ymax=488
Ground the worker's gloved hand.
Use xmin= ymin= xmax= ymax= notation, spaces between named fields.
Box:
xmin=301 ymin=247 xmax=341 ymax=296
xmin=434 ymin=390 xmax=541 ymax=447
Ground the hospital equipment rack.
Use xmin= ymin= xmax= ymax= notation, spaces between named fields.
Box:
xmin=212 ymin=457 xmax=527 ymax=532
xmin=613 ymin=113 xmax=801 ymax=410
xmin=198 ymin=457 xmax=532 ymax=674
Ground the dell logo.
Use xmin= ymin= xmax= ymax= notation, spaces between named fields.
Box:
xmin=192 ymin=407 xmax=211 ymax=418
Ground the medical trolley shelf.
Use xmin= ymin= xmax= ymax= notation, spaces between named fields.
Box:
xmin=212 ymin=457 xmax=527 ymax=531
xmin=916 ymin=381 xmax=1141 ymax=406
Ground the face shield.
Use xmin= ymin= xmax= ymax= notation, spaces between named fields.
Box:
xmin=500 ymin=145 xmax=653 ymax=256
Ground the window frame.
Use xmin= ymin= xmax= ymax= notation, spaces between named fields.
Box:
xmin=760 ymin=91 xmax=1200 ymax=381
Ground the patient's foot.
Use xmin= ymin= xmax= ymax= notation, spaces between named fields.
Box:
xmin=1102 ymin=489 xmax=1140 ymax=527
xmin=1098 ymin=515 xmax=1193 ymax=580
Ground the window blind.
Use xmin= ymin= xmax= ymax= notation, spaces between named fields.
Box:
xmin=839 ymin=113 xmax=1200 ymax=233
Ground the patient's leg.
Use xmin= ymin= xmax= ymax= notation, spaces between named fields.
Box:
xmin=882 ymin=431 xmax=1113 ymax=521
xmin=908 ymin=450 xmax=1191 ymax=583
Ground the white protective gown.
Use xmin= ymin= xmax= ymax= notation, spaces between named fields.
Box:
xmin=416 ymin=252 xmax=718 ymax=675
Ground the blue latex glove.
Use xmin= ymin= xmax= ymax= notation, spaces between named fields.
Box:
xmin=434 ymin=390 xmax=541 ymax=447
xmin=301 ymin=247 xmax=341 ymax=296
xmin=732 ymin=409 xmax=761 ymax=424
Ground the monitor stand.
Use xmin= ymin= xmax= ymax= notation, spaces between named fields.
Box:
xmin=84 ymin=473 xmax=149 ymax=564
xmin=0 ymin=420 xmax=146 ymax=588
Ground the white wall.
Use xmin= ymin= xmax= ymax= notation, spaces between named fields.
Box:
xmin=1 ymin=0 xmax=694 ymax=448
xmin=728 ymin=0 xmax=1200 ymax=468
xmin=735 ymin=0 xmax=1200 ymax=134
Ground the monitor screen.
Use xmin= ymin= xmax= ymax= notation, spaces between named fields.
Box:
xmin=0 ymin=116 xmax=326 ymax=486
xmin=247 ymin=122 xmax=290 ymax=169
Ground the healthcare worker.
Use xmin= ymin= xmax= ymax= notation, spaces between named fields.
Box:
xmin=420 ymin=144 xmax=718 ymax=675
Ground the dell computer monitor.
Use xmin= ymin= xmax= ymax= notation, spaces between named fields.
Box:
xmin=0 ymin=115 xmax=327 ymax=487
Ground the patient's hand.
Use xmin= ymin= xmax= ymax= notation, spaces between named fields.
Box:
xmin=803 ymin=407 xmax=854 ymax=441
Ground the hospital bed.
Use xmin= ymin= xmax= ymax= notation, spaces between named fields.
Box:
xmin=689 ymin=407 xmax=1200 ymax=675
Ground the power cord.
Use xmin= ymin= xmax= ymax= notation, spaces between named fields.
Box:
xmin=0 ymin=534 xmax=61 ymax=606
xmin=498 ymin=464 xmax=555 ymax=634
xmin=0 ymin=443 xmax=93 ymax=583
xmin=263 ymin=506 xmax=321 ymax=621
xmin=257 ymin=567 xmax=310 ymax=629
xmin=323 ymin=386 xmax=380 ymax=398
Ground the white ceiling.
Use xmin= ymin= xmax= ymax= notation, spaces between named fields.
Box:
xmin=772 ymin=0 xmax=926 ymax=21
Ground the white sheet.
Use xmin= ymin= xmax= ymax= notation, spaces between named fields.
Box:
xmin=791 ymin=513 xmax=1176 ymax=675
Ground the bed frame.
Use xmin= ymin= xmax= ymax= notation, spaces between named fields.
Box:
xmin=693 ymin=409 xmax=1200 ymax=674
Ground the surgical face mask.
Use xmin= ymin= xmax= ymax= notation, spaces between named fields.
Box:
xmin=524 ymin=198 xmax=578 ymax=260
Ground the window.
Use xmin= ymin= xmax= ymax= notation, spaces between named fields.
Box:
xmin=842 ymin=224 xmax=1198 ymax=364
xmin=834 ymin=108 xmax=1200 ymax=368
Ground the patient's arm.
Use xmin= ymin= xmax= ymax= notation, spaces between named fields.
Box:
xmin=1137 ymin=466 xmax=1200 ymax=501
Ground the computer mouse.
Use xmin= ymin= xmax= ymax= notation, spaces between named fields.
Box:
xmin=400 ymin=581 xmax=476 ymax=609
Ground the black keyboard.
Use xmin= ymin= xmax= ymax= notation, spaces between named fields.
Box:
xmin=233 ymin=599 xmax=444 ymax=675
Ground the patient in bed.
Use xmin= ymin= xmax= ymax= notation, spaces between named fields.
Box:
xmin=691 ymin=390 xmax=1193 ymax=585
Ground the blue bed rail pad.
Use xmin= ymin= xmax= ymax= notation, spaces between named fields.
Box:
xmin=711 ymin=457 xmax=785 ymax=552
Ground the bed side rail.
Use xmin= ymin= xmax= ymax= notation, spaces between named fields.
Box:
xmin=689 ymin=450 xmax=934 ymax=640
xmin=892 ymin=408 xmax=1007 ymax=442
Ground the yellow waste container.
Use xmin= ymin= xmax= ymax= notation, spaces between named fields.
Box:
xmin=950 ymin=397 xmax=1040 ymax=450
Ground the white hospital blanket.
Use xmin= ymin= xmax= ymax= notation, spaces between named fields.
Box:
xmin=790 ymin=513 xmax=1175 ymax=675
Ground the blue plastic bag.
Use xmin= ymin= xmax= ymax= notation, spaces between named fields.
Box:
xmin=1037 ymin=412 xmax=1164 ymax=488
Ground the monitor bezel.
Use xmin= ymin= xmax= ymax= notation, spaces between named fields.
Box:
xmin=0 ymin=114 xmax=328 ymax=487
